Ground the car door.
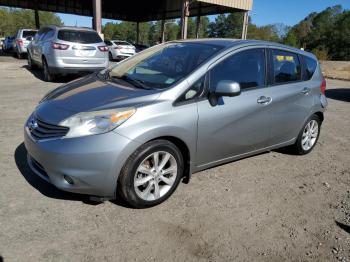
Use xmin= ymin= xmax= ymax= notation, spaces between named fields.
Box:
xmin=196 ymin=47 xmax=271 ymax=167
xmin=265 ymin=48 xmax=315 ymax=146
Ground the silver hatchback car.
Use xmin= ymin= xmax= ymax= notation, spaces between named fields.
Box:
xmin=27 ymin=26 xmax=109 ymax=81
xmin=24 ymin=39 xmax=327 ymax=208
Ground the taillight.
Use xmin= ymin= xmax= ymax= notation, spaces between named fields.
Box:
xmin=98 ymin=46 xmax=109 ymax=52
xmin=320 ymin=77 xmax=326 ymax=95
xmin=114 ymin=45 xmax=123 ymax=50
xmin=16 ymin=39 xmax=23 ymax=46
xmin=51 ymin=42 xmax=69 ymax=50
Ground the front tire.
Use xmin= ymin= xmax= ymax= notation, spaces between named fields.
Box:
xmin=118 ymin=140 xmax=184 ymax=208
xmin=292 ymin=114 xmax=321 ymax=155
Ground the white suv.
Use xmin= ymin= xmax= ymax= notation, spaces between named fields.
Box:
xmin=27 ymin=26 xmax=109 ymax=81
xmin=14 ymin=29 xmax=37 ymax=59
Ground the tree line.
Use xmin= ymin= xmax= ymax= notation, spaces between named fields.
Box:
xmin=0 ymin=8 xmax=62 ymax=36
xmin=0 ymin=6 xmax=349 ymax=60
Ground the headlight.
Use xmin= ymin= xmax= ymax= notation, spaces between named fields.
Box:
xmin=59 ymin=108 xmax=136 ymax=138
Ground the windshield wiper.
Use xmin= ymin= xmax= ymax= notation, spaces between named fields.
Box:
xmin=113 ymin=75 xmax=150 ymax=90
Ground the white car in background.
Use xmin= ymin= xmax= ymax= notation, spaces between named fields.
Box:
xmin=105 ymin=40 xmax=136 ymax=61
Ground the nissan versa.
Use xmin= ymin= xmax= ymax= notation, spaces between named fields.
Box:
xmin=24 ymin=39 xmax=328 ymax=208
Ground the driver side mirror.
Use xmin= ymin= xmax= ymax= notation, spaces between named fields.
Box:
xmin=26 ymin=36 xmax=33 ymax=41
xmin=209 ymin=80 xmax=241 ymax=106
xmin=215 ymin=80 xmax=241 ymax=97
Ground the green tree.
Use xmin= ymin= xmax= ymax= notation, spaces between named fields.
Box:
xmin=0 ymin=7 xmax=62 ymax=36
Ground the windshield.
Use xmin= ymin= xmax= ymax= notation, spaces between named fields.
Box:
xmin=108 ymin=42 xmax=223 ymax=89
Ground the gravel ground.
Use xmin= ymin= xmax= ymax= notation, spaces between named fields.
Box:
xmin=0 ymin=53 xmax=349 ymax=262
xmin=321 ymin=61 xmax=350 ymax=81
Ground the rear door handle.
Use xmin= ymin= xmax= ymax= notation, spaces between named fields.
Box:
xmin=257 ymin=96 xmax=272 ymax=105
xmin=301 ymin=87 xmax=311 ymax=95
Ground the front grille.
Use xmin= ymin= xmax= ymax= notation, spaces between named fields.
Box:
xmin=29 ymin=116 xmax=69 ymax=140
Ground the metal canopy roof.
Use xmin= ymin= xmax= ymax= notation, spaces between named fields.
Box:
xmin=0 ymin=0 xmax=253 ymax=22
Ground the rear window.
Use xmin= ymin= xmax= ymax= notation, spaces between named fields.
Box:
xmin=303 ymin=56 xmax=318 ymax=80
xmin=57 ymin=30 xmax=102 ymax=44
xmin=22 ymin=30 xmax=37 ymax=38
xmin=113 ymin=41 xmax=131 ymax=46
xmin=272 ymin=50 xmax=301 ymax=84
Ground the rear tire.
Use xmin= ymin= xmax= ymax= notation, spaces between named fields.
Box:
xmin=42 ymin=58 xmax=55 ymax=82
xmin=27 ymin=53 xmax=36 ymax=69
xmin=290 ymin=114 xmax=321 ymax=155
xmin=16 ymin=50 xmax=22 ymax=59
xmin=118 ymin=140 xmax=184 ymax=208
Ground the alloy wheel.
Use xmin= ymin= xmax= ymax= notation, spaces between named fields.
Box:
xmin=301 ymin=119 xmax=319 ymax=151
xmin=134 ymin=151 xmax=178 ymax=201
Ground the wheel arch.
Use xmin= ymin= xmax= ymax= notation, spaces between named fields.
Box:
xmin=314 ymin=111 xmax=324 ymax=123
xmin=146 ymin=136 xmax=192 ymax=183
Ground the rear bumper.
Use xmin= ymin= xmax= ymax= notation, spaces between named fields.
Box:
xmin=49 ymin=66 xmax=106 ymax=75
xmin=17 ymin=45 xmax=27 ymax=54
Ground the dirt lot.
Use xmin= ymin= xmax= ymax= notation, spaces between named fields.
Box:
xmin=321 ymin=61 xmax=350 ymax=81
xmin=0 ymin=53 xmax=349 ymax=262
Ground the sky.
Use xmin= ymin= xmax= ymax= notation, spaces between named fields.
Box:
xmin=58 ymin=0 xmax=350 ymax=28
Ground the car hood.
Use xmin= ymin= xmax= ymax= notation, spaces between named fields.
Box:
xmin=35 ymin=74 xmax=162 ymax=124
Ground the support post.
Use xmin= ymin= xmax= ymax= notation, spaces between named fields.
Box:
xmin=92 ymin=0 xmax=102 ymax=34
xmin=195 ymin=15 xmax=200 ymax=38
xmin=180 ymin=0 xmax=189 ymax=39
xmin=34 ymin=0 xmax=40 ymax=29
xmin=136 ymin=22 xmax=140 ymax=45
xmin=160 ymin=20 xmax=165 ymax=43
xmin=241 ymin=11 xmax=249 ymax=40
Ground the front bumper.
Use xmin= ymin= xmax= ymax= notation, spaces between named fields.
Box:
xmin=24 ymin=125 xmax=140 ymax=197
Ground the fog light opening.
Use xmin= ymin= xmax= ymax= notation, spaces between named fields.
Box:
xmin=63 ymin=175 xmax=74 ymax=185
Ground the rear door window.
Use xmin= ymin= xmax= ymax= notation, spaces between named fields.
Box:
xmin=303 ymin=56 xmax=318 ymax=80
xmin=272 ymin=49 xmax=301 ymax=84
xmin=57 ymin=30 xmax=102 ymax=44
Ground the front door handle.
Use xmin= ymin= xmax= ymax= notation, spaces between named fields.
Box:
xmin=257 ymin=96 xmax=272 ymax=105
xmin=301 ymin=87 xmax=311 ymax=95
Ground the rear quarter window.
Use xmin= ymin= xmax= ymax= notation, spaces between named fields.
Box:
xmin=303 ymin=56 xmax=318 ymax=80
xmin=57 ymin=30 xmax=102 ymax=44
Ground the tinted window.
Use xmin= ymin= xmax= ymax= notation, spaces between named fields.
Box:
xmin=272 ymin=50 xmax=301 ymax=84
xmin=303 ymin=56 xmax=317 ymax=80
xmin=113 ymin=41 xmax=131 ymax=46
xmin=22 ymin=30 xmax=37 ymax=38
xmin=109 ymin=43 xmax=222 ymax=89
xmin=57 ymin=30 xmax=102 ymax=44
xmin=210 ymin=49 xmax=266 ymax=91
